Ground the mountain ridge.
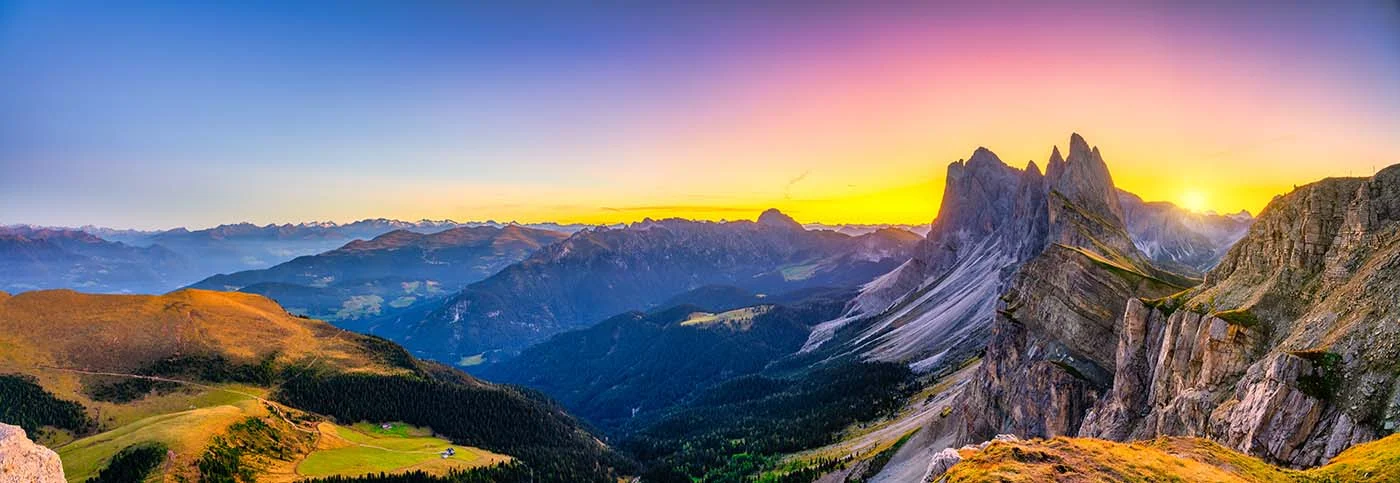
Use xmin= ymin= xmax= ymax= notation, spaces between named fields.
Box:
xmin=187 ymin=225 xmax=568 ymax=330
xmin=401 ymin=209 xmax=918 ymax=362
xmin=0 ymin=289 xmax=627 ymax=482
xmin=800 ymin=134 xmax=1224 ymax=376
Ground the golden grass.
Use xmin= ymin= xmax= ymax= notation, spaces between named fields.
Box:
xmin=945 ymin=437 xmax=1296 ymax=483
xmin=0 ymin=289 xmax=428 ymax=481
xmin=1307 ymin=432 xmax=1400 ymax=482
xmin=679 ymin=305 xmax=772 ymax=329
xmin=297 ymin=422 xmax=509 ymax=478
xmin=944 ymin=434 xmax=1400 ymax=483
xmin=0 ymin=289 xmax=411 ymax=378
xmin=58 ymin=397 xmax=270 ymax=482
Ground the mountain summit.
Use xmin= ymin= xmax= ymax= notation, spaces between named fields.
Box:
xmin=802 ymin=134 xmax=1229 ymax=375
xmin=756 ymin=208 xmax=803 ymax=230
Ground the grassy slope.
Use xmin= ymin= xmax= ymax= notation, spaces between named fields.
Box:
xmin=1308 ymin=433 xmax=1400 ymax=482
xmin=0 ymin=289 xmax=513 ymax=482
xmin=59 ymin=395 xmax=267 ymax=481
xmin=943 ymin=434 xmax=1400 ymax=482
xmin=0 ymin=289 xmax=407 ymax=378
xmin=0 ymin=288 xmax=411 ymax=449
xmin=297 ymin=422 xmax=509 ymax=478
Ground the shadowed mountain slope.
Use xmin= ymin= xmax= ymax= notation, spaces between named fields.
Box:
xmin=188 ymin=225 xmax=567 ymax=327
xmin=0 ymin=226 xmax=194 ymax=294
xmin=400 ymin=210 xmax=918 ymax=362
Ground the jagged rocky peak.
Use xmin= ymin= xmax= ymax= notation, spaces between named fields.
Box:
xmin=1041 ymin=133 xmax=1145 ymax=266
xmin=931 ymin=147 xmax=1021 ymax=241
xmin=756 ymin=208 xmax=803 ymax=230
xmin=1048 ymin=132 xmax=1125 ymax=223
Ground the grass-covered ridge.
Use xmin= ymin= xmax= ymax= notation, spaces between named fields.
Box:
xmin=1215 ymin=307 xmax=1262 ymax=329
xmin=0 ymin=289 xmax=628 ymax=482
xmin=942 ymin=433 xmax=1400 ymax=482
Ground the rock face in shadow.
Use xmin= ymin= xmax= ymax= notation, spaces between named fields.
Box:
xmin=0 ymin=423 xmax=65 ymax=483
xmin=800 ymin=147 xmax=1050 ymax=373
xmin=404 ymin=210 xmax=919 ymax=361
xmin=1081 ymin=164 xmax=1400 ymax=467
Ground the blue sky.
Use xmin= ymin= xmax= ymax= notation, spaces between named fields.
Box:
xmin=2 ymin=1 xmax=1398 ymax=228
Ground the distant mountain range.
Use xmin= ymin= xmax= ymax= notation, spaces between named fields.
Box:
xmin=803 ymin=222 xmax=933 ymax=237
xmin=397 ymin=209 xmax=921 ymax=362
xmin=0 ymin=226 xmax=194 ymax=294
xmin=1 ymin=218 xmax=934 ymax=296
xmin=187 ymin=225 xmax=568 ymax=330
xmin=1117 ymin=191 xmax=1253 ymax=276
xmin=102 ymin=219 xmax=605 ymax=287
xmin=0 ymin=219 xmax=610 ymax=295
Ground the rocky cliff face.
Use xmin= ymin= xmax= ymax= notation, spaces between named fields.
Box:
xmin=1079 ymin=165 xmax=1400 ymax=467
xmin=801 ymin=147 xmax=1047 ymax=372
xmin=0 ymin=424 xmax=65 ymax=483
xmin=802 ymin=134 xmax=1210 ymax=380
xmin=957 ymin=134 xmax=1190 ymax=441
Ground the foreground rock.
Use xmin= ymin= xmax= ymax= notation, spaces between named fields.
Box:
xmin=0 ymin=424 xmax=65 ymax=483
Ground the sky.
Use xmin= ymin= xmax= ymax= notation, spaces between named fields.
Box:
xmin=1 ymin=1 xmax=1398 ymax=229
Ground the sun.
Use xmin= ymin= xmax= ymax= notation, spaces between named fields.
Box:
xmin=1180 ymin=191 xmax=1208 ymax=213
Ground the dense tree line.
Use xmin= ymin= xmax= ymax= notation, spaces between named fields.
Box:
xmin=143 ymin=353 xmax=281 ymax=385
xmin=481 ymin=303 xmax=824 ymax=433
xmin=276 ymin=372 xmax=632 ymax=482
xmin=77 ymin=353 xmax=282 ymax=404
xmin=84 ymin=376 xmax=180 ymax=403
xmin=0 ymin=374 xmax=93 ymax=434
xmin=755 ymin=458 xmax=843 ymax=483
xmin=621 ymin=362 xmax=916 ymax=482
xmin=297 ymin=463 xmax=535 ymax=483
xmin=87 ymin=442 xmax=167 ymax=483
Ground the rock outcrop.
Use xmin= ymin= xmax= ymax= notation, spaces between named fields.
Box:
xmin=0 ymin=424 xmax=65 ymax=483
xmin=922 ymin=434 xmax=1019 ymax=482
xmin=1080 ymin=164 xmax=1400 ymax=467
